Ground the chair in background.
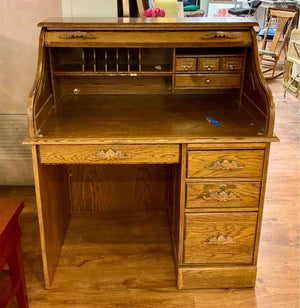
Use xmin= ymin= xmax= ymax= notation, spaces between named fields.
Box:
xmin=123 ymin=0 xmax=145 ymax=16
xmin=228 ymin=0 xmax=261 ymax=17
xmin=259 ymin=10 xmax=296 ymax=80
xmin=0 ymin=199 xmax=28 ymax=308
xmin=283 ymin=28 xmax=300 ymax=98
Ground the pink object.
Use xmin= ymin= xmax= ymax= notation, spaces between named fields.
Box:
xmin=213 ymin=8 xmax=231 ymax=17
xmin=143 ymin=8 xmax=165 ymax=18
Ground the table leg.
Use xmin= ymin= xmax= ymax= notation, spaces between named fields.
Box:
xmin=8 ymin=240 xmax=29 ymax=308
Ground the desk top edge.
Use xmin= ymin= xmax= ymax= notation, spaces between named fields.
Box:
xmin=24 ymin=136 xmax=279 ymax=145
xmin=38 ymin=17 xmax=258 ymax=29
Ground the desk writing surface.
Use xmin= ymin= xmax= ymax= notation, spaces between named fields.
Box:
xmin=37 ymin=94 xmax=263 ymax=142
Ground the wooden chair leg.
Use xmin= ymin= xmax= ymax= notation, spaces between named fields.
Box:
xmin=7 ymin=240 xmax=29 ymax=308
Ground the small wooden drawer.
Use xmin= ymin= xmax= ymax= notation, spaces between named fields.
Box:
xmin=39 ymin=145 xmax=179 ymax=164
xmin=221 ymin=57 xmax=244 ymax=71
xmin=175 ymin=73 xmax=241 ymax=89
xmin=176 ymin=58 xmax=197 ymax=72
xmin=186 ymin=182 xmax=260 ymax=209
xmin=184 ymin=212 xmax=257 ymax=264
xmin=187 ymin=150 xmax=264 ymax=179
xmin=198 ymin=58 xmax=220 ymax=72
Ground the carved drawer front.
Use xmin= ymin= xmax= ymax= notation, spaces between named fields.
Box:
xmin=186 ymin=182 xmax=260 ymax=209
xmin=175 ymin=73 xmax=241 ymax=89
xmin=187 ymin=150 xmax=264 ymax=179
xmin=184 ymin=212 xmax=257 ymax=264
xmin=176 ymin=58 xmax=197 ymax=72
xmin=197 ymin=58 xmax=220 ymax=72
xmin=221 ymin=57 xmax=243 ymax=71
xmin=45 ymin=31 xmax=252 ymax=47
xmin=39 ymin=145 xmax=179 ymax=164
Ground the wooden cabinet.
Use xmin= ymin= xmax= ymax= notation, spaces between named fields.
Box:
xmin=26 ymin=17 xmax=278 ymax=290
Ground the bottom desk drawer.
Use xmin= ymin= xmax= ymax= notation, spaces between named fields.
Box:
xmin=184 ymin=212 xmax=257 ymax=264
xmin=38 ymin=145 xmax=180 ymax=164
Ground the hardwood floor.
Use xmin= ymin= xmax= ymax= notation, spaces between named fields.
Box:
xmin=0 ymin=78 xmax=299 ymax=307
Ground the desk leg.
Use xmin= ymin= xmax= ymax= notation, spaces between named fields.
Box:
xmin=8 ymin=240 xmax=29 ymax=308
xmin=32 ymin=146 xmax=71 ymax=289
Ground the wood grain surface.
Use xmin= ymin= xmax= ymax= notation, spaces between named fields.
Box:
xmin=31 ymin=146 xmax=71 ymax=289
xmin=45 ymin=31 xmax=252 ymax=48
xmin=69 ymin=164 xmax=172 ymax=212
xmin=38 ymin=17 xmax=258 ymax=29
xmin=221 ymin=57 xmax=244 ymax=71
xmin=31 ymin=94 xmax=266 ymax=144
xmin=197 ymin=58 xmax=220 ymax=72
xmin=39 ymin=144 xmax=179 ymax=164
xmin=175 ymin=73 xmax=242 ymax=89
xmin=175 ymin=58 xmax=197 ymax=72
xmin=186 ymin=182 xmax=261 ymax=209
xmin=187 ymin=150 xmax=264 ymax=179
xmin=184 ymin=212 xmax=257 ymax=264
xmin=178 ymin=265 xmax=257 ymax=289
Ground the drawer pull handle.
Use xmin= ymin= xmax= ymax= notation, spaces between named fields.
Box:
xmin=73 ymin=88 xmax=81 ymax=95
xmin=203 ymin=184 xmax=241 ymax=202
xmin=182 ymin=64 xmax=193 ymax=71
xmin=229 ymin=65 xmax=235 ymax=71
xmin=203 ymin=234 xmax=237 ymax=244
xmin=207 ymin=66 xmax=212 ymax=71
xmin=202 ymin=31 xmax=232 ymax=40
xmin=205 ymin=79 xmax=211 ymax=84
xmin=59 ymin=32 xmax=96 ymax=39
xmin=91 ymin=149 xmax=128 ymax=160
xmin=205 ymin=159 xmax=244 ymax=171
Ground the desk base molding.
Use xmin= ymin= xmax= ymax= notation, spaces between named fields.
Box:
xmin=177 ymin=265 xmax=257 ymax=289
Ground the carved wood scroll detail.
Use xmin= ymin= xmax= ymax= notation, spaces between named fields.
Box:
xmin=205 ymin=159 xmax=244 ymax=171
xmin=201 ymin=31 xmax=233 ymax=40
xmin=203 ymin=184 xmax=242 ymax=202
xmin=59 ymin=32 xmax=96 ymax=39
xmin=91 ymin=149 xmax=129 ymax=160
xmin=203 ymin=235 xmax=237 ymax=244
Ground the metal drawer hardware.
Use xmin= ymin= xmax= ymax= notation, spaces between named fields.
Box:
xmin=205 ymin=79 xmax=211 ymax=84
xmin=59 ymin=32 xmax=96 ymax=39
xmin=207 ymin=66 xmax=212 ymax=71
xmin=203 ymin=234 xmax=237 ymax=244
xmin=73 ymin=88 xmax=81 ymax=95
xmin=181 ymin=63 xmax=193 ymax=71
xmin=91 ymin=149 xmax=128 ymax=160
xmin=205 ymin=159 xmax=244 ymax=171
xmin=202 ymin=31 xmax=232 ymax=40
xmin=203 ymin=184 xmax=242 ymax=202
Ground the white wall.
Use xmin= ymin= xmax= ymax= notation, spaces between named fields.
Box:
xmin=0 ymin=0 xmax=62 ymax=185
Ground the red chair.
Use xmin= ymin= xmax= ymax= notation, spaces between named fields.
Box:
xmin=0 ymin=199 xmax=28 ymax=308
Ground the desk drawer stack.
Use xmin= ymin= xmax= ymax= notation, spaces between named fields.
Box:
xmin=177 ymin=143 xmax=269 ymax=289
xmin=174 ymin=50 xmax=245 ymax=90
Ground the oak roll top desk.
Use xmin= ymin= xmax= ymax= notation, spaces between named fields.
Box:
xmin=25 ymin=17 xmax=278 ymax=289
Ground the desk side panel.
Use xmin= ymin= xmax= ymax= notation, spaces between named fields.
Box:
xmin=32 ymin=146 xmax=71 ymax=288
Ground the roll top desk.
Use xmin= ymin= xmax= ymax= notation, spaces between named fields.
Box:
xmin=25 ymin=17 xmax=278 ymax=289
